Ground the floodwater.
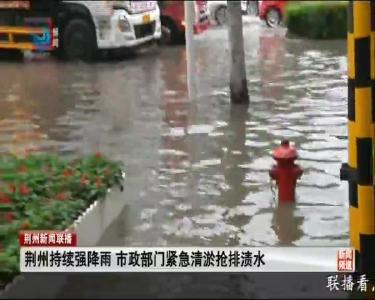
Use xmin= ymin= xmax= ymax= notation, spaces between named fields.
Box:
xmin=0 ymin=18 xmax=349 ymax=298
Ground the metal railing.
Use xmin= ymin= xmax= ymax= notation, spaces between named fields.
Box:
xmin=0 ymin=25 xmax=54 ymax=51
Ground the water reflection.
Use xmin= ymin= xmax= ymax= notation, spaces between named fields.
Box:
xmin=220 ymin=105 xmax=250 ymax=245
xmin=0 ymin=60 xmax=72 ymax=156
xmin=160 ymin=48 xmax=193 ymax=202
xmin=259 ymin=31 xmax=286 ymax=99
xmin=271 ymin=203 xmax=304 ymax=246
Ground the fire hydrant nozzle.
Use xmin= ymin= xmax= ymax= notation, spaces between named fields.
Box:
xmin=269 ymin=140 xmax=303 ymax=204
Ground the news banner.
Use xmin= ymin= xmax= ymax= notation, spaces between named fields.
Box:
xmin=18 ymin=230 xmax=375 ymax=293
xmin=19 ymin=230 xmax=355 ymax=272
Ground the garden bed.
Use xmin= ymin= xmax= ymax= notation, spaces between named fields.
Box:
xmin=285 ymin=1 xmax=347 ymax=39
xmin=0 ymin=153 xmax=125 ymax=292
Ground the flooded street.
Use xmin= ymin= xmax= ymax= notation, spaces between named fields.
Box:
xmin=0 ymin=19 xmax=348 ymax=297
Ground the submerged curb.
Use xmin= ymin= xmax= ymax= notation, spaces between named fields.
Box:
xmin=0 ymin=186 xmax=126 ymax=299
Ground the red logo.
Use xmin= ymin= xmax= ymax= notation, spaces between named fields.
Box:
xmin=19 ymin=230 xmax=77 ymax=247
xmin=337 ymin=249 xmax=355 ymax=272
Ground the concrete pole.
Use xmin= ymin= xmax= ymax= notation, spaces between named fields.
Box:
xmin=185 ymin=0 xmax=197 ymax=101
xmin=227 ymin=1 xmax=249 ymax=104
xmin=340 ymin=0 xmax=375 ymax=274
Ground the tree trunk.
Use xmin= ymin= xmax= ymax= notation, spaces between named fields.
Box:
xmin=227 ymin=1 xmax=249 ymax=104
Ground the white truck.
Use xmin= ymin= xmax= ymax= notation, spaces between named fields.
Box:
xmin=0 ymin=0 xmax=162 ymax=61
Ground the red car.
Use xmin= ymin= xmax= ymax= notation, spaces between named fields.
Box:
xmin=158 ymin=1 xmax=209 ymax=44
xmin=259 ymin=1 xmax=288 ymax=27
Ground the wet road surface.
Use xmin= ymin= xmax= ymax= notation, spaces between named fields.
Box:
xmin=0 ymin=19 xmax=349 ymax=298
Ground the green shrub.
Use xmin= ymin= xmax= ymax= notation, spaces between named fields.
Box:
xmin=0 ymin=153 xmax=124 ymax=288
xmin=285 ymin=1 xmax=348 ymax=39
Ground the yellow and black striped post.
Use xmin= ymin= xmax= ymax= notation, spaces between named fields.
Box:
xmin=341 ymin=0 xmax=375 ymax=274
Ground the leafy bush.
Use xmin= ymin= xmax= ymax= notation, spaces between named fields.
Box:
xmin=0 ymin=153 xmax=124 ymax=288
xmin=285 ymin=1 xmax=348 ymax=39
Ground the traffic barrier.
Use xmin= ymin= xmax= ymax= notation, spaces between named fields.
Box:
xmin=340 ymin=0 xmax=375 ymax=274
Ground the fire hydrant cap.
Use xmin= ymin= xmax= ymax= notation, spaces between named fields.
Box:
xmin=272 ymin=140 xmax=298 ymax=160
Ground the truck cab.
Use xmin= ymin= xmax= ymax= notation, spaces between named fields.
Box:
xmin=59 ymin=1 xmax=161 ymax=58
xmin=0 ymin=0 xmax=162 ymax=61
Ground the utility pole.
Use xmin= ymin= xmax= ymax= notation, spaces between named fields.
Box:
xmin=227 ymin=1 xmax=249 ymax=104
xmin=184 ymin=0 xmax=197 ymax=101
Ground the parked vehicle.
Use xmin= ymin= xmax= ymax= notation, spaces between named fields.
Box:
xmin=207 ymin=1 xmax=248 ymax=26
xmin=246 ymin=0 xmax=260 ymax=16
xmin=259 ymin=1 xmax=288 ymax=27
xmin=158 ymin=1 xmax=209 ymax=45
xmin=0 ymin=0 xmax=162 ymax=61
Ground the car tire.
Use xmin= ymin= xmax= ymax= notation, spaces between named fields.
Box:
xmin=215 ymin=6 xmax=228 ymax=26
xmin=247 ymin=1 xmax=259 ymax=16
xmin=61 ymin=18 xmax=98 ymax=62
xmin=265 ymin=8 xmax=281 ymax=28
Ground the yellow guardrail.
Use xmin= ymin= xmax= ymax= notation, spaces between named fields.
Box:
xmin=0 ymin=43 xmax=35 ymax=50
xmin=0 ymin=26 xmax=48 ymax=50
xmin=0 ymin=26 xmax=45 ymax=35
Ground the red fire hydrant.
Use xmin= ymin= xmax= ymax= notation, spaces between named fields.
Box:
xmin=269 ymin=140 xmax=303 ymax=204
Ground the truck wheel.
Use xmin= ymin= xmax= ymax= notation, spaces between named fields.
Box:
xmin=161 ymin=24 xmax=172 ymax=45
xmin=161 ymin=18 xmax=181 ymax=45
xmin=62 ymin=18 xmax=97 ymax=61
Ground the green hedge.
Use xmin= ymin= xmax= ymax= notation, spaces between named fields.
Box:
xmin=285 ymin=1 xmax=348 ymax=39
xmin=0 ymin=153 xmax=124 ymax=288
